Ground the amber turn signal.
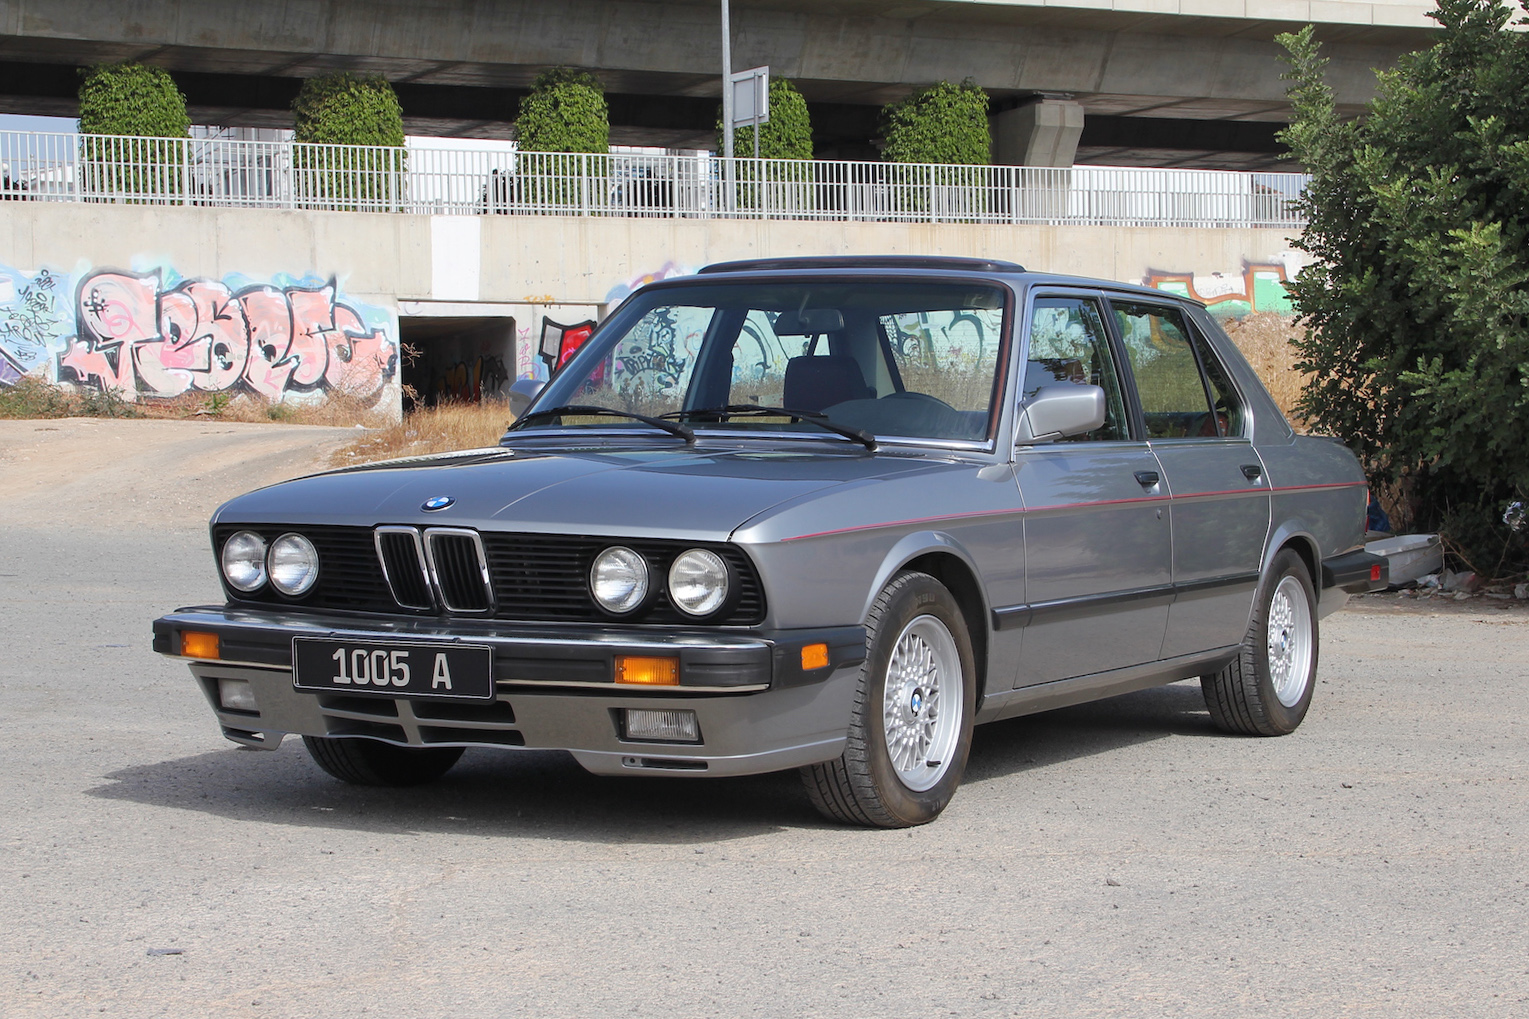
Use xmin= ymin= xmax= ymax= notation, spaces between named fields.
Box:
xmin=801 ymin=643 xmax=830 ymax=671
xmin=180 ymin=631 xmax=220 ymax=660
xmin=614 ymin=655 xmax=679 ymax=686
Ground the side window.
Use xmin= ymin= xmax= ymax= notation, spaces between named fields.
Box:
xmin=1024 ymin=297 xmax=1129 ymax=442
xmin=1187 ymin=323 xmax=1245 ymax=437
xmin=1112 ymin=301 xmax=1218 ymax=440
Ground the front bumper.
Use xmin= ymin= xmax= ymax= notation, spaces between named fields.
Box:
xmin=153 ymin=607 xmax=866 ymax=777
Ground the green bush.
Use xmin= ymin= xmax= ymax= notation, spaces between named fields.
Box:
xmin=292 ymin=72 xmax=406 ymax=210
xmin=1278 ymin=1 xmax=1529 ymax=575
xmin=512 ymin=69 xmax=610 ymax=211
xmin=515 ymin=69 xmax=610 ymax=154
xmin=879 ymin=79 xmax=990 ymax=165
xmin=77 ymin=64 xmax=190 ymax=201
xmin=714 ymin=78 xmax=813 ymax=210
xmin=716 ymin=78 xmax=813 ymax=159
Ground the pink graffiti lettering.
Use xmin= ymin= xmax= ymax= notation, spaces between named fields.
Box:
xmin=59 ymin=270 xmax=396 ymax=403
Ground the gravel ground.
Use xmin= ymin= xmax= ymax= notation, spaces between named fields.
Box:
xmin=1 ymin=419 xmax=1524 ymax=1018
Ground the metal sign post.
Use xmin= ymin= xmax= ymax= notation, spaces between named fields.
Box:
xmin=730 ymin=66 xmax=770 ymax=160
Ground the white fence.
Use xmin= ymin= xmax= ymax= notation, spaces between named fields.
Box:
xmin=0 ymin=131 xmax=1308 ymax=228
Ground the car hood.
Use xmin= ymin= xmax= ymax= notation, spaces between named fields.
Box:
xmin=212 ymin=443 xmax=952 ymax=542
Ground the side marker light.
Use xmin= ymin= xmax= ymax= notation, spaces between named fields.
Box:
xmin=801 ymin=643 xmax=830 ymax=671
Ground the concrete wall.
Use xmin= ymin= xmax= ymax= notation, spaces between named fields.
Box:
xmin=0 ymin=203 xmax=1304 ymax=417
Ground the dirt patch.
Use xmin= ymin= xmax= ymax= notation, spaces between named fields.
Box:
xmin=0 ymin=418 xmax=352 ymax=531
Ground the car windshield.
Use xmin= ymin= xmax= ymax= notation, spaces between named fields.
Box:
xmin=522 ymin=280 xmax=1010 ymax=444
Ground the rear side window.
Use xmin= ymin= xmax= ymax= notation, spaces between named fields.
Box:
xmin=1112 ymin=301 xmax=1225 ymax=440
xmin=1024 ymin=297 xmax=1130 ymax=442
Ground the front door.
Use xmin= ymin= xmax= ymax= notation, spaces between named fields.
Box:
xmin=1010 ymin=293 xmax=1173 ymax=686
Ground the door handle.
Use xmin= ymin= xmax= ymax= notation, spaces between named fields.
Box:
xmin=1134 ymin=470 xmax=1160 ymax=487
xmin=1241 ymin=464 xmax=1263 ymax=481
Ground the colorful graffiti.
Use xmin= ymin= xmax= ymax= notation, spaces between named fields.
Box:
xmin=0 ymin=262 xmax=396 ymax=404
xmin=603 ymin=261 xmax=693 ymax=309
xmin=1143 ymin=259 xmax=1301 ymax=318
xmin=539 ymin=318 xmax=597 ymax=374
xmin=433 ymin=354 xmax=508 ymax=404
xmin=0 ymin=267 xmax=71 ymax=385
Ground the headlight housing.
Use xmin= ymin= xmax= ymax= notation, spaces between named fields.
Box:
xmin=668 ymin=548 xmax=730 ymax=617
xmin=220 ymin=531 xmax=268 ymax=592
xmin=268 ymin=532 xmax=320 ymax=596
xmin=590 ymin=546 xmax=650 ymax=615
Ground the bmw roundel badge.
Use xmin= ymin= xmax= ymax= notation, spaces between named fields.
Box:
xmin=422 ymin=495 xmax=455 ymax=512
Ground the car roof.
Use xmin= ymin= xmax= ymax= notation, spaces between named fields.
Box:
xmin=690 ymin=255 xmax=1196 ymax=307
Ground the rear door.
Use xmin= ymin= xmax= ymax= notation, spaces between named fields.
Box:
xmin=1106 ymin=297 xmax=1271 ymax=657
xmin=1009 ymin=291 xmax=1173 ymax=686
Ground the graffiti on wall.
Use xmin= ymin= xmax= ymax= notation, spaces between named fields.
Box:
xmin=433 ymin=354 xmax=508 ymax=404
xmin=0 ymin=262 xmax=396 ymax=404
xmin=1143 ymin=256 xmax=1306 ymax=318
xmin=603 ymin=261 xmax=692 ymax=310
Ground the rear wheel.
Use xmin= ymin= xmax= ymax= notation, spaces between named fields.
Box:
xmin=801 ymin=571 xmax=976 ymax=827
xmin=303 ymin=735 xmax=464 ymax=786
xmin=1201 ymin=548 xmax=1318 ymax=735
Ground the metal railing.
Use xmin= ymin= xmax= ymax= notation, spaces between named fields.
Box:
xmin=0 ymin=130 xmax=1308 ymax=228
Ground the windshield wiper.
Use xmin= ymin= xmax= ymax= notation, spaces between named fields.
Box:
xmin=509 ymin=404 xmax=695 ymax=444
xmin=663 ymin=404 xmax=877 ymax=451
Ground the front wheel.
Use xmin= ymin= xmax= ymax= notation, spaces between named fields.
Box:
xmin=303 ymin=735 xmax=464 ymax=786
xmin=801 ymin=571 xmax=976 ymax=827
xmin=1201 ymin=548 xmax=1319 ymax=735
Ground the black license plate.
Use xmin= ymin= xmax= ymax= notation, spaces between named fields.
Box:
xmin=292 ymin=638 xmax=495 ymax=700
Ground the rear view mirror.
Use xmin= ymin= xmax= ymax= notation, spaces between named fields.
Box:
xmin=1014 ymin=385 xmax=1107 ymax=445
xmin=507 ymin=378 xmax=545 ymax=418
xmin=772 ymin=308 xmax=845 ymax=335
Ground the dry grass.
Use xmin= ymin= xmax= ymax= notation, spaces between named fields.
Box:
xmin=328 ymin=401 xmax=515 ymax=468
xmin=0 ymin=375 xmax=398 ymax=427
xmin=1220 ymin=313 xmax=1311 ymax=429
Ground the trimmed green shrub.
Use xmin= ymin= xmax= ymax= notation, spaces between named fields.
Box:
xmin=515 ymin=69 xmax=610 ymax=154
xmin=513 ymin=69 xmax=610 ymax=211
xmin=76 ymin=63 xmax=190 ymax=201
xmin=291 ymin=72 xmax=406 ymax=210
xmin=716 ymin=78 xmax=813 ymax=159
xmin=1278 ymin=1 xmax=1529 ymax=575
xmin=714 ymin=78 xmax=813 ymax=211
xmin=78 ymin=63 xmax=190 ymax=138
xmin=879 ymin=79 xmax=990 ymax=165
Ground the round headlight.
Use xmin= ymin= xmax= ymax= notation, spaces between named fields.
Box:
xmin=268 ymin=532 xmax=320 ymax=596
xmin=221 ymin=531 xmax=268 ymax=592
xmin=668 ymin=549 xmax=730 ymax=617
xmin=591 ymin=546 xmax=649 ymax=614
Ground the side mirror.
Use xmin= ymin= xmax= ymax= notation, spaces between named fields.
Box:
xmin=507 ymin=378 xmax=545 ymax=418
xmin=1014 ymin=385 xmax=1107 ymax=445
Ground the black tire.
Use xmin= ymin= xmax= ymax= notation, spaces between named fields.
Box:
xmin=801 ymin=571 xmax=976 ymax=828
xmin=302 ymin=735 xmax=464 ymax=787
xmin=1201 ymin=548 xmax=1319 ymax=736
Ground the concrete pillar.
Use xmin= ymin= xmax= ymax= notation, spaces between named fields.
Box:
xmin=991 ymin=99 xmax=1085 ymax=167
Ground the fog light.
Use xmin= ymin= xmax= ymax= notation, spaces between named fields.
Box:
xmin=624 ymin=708 xmax=700 ymax=743
xmin=217 ymin=677 xmax=257 ymax=713
xmin=180 ymin=631 xmax=220 ymax=660
xmin=615 ymin=655 xmax=679 ymax=686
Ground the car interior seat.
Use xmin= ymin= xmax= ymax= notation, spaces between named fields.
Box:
xmin=783 ymin=355 xmax=875 ymax=413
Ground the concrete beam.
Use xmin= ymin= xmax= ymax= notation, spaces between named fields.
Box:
xmin=991 ymin=99 xmax=1084 ymax=167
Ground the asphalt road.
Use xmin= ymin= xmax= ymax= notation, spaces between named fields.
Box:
xmin=2 ymin=420 xmax=1526 ymax=1018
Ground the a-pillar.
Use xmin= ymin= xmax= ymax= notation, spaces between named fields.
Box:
xmin=990 ymin=99 xmax=1084 ymax=167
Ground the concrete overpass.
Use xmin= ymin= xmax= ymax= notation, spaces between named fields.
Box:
xmin=0 ymin=0 xmax=1438 ymax=169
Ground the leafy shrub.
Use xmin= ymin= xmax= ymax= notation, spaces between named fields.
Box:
xmin=1278 ymin=1 xmax=1529 ymax=575
xmin=292 ymin=72 xmax=407 ymax=210
xmin=879 ymin=80 xmax=990 ymax=165
xmin=76 ymin=64 xmax=190 ymax=201
xmin=515 ymin=69 xmax=610 ymax=154
xmin=714 ymin=78 xmax=814 ymax=210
